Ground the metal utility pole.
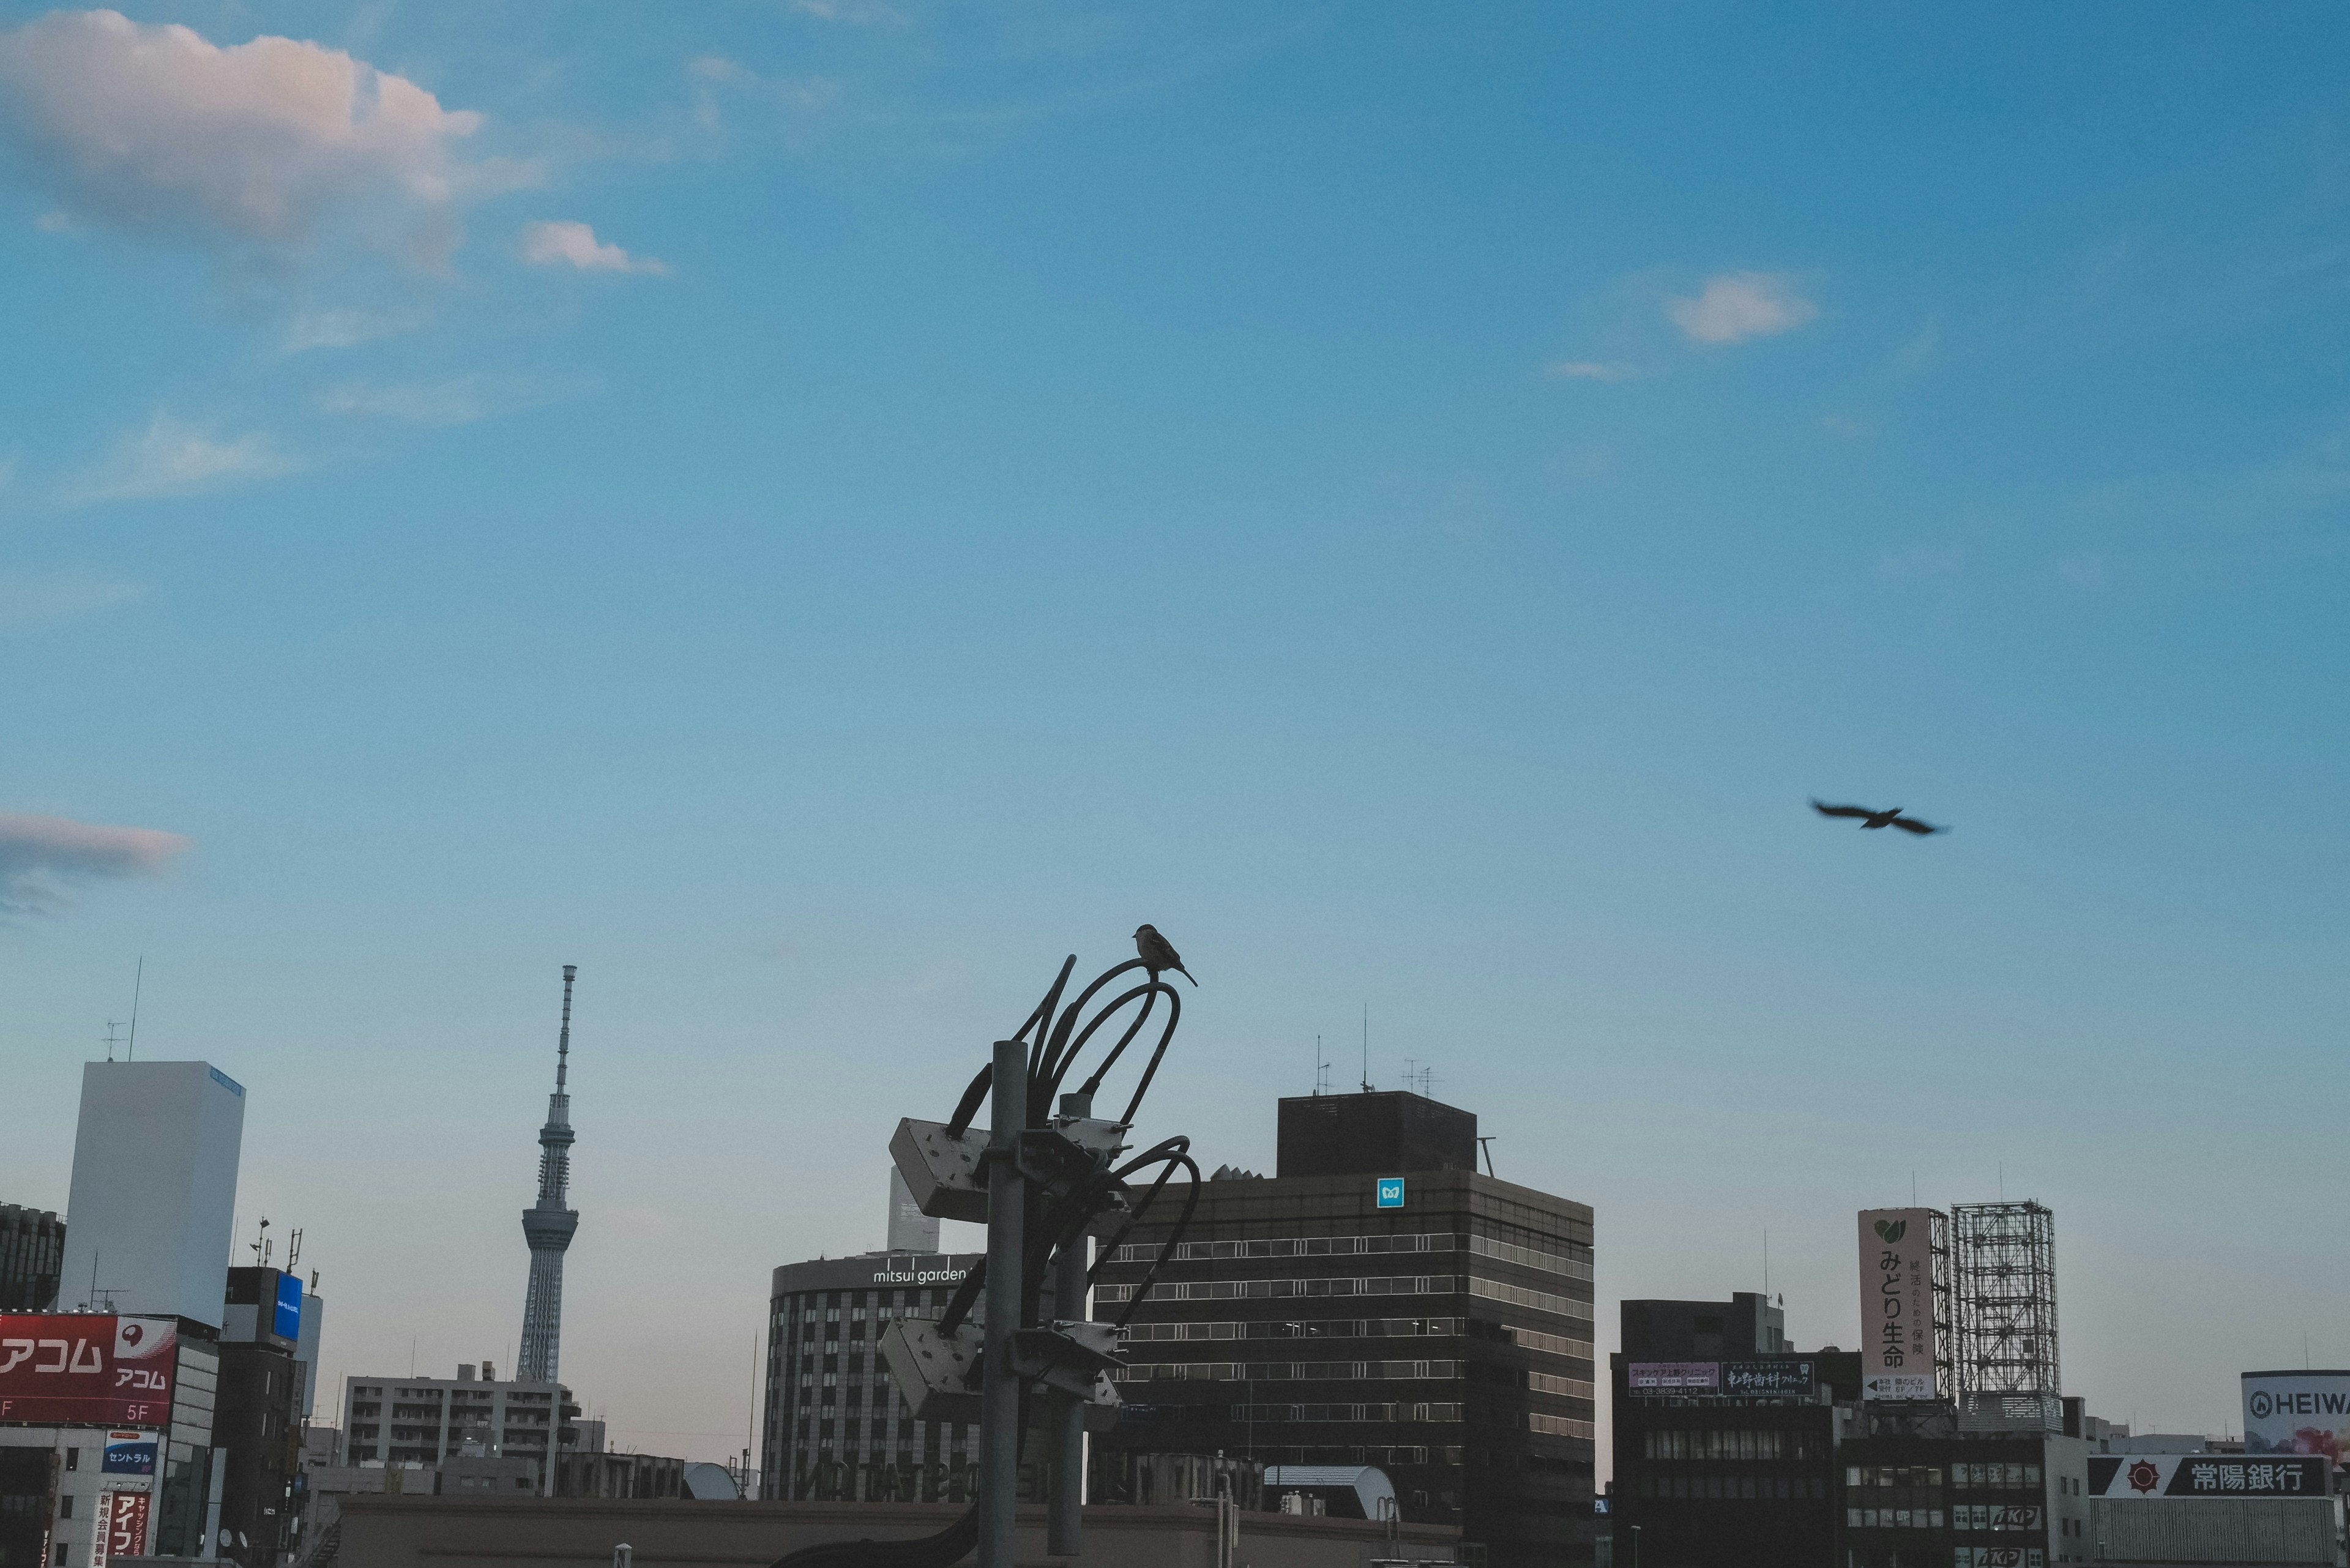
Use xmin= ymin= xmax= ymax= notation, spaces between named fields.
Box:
xmin=786 ymin=939 xmax=1201 ymax=1568
xmin=1048 ymin=1091 xmax=1092 ymax=1558
xmin=976 ymin=1038 xmax=1028 ymax=1568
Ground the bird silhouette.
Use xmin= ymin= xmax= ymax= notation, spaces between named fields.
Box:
xmin=1133 ymin=924 xmax=1197 ymax=985
xmin=1810 ymin=799 xmax=1945 ymax=836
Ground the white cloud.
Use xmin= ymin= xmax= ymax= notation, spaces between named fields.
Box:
xmin=0 ymin=573 xmax=141 ymax=632
xmin=1665 ymin=272 xmax=1817 ymax=345
xmin=66 ymin=413 xmax=298 ymax=505
xmin=318 ymin=373 xmax=592 ymax=427
xmin=0 ymin=812 xmax=190 ymax=917
xmin=787 ymin=0 xmax=911 ymax=26
xmin=281 ymin=304 xmax=431 ymax=354
xmin=519 ymin=220 xmax=669 ymax=275
xmin=0 ymin=9 xmax=511 ymax=268
xmin=1545 ymin=360 xmax=1638 ymax=382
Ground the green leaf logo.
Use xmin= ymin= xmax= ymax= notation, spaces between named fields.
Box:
xmin=1874 ymin=1219 xmax=1907 ymax=1244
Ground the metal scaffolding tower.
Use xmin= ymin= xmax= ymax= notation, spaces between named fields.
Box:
xmin=1950 ymin=1201 xmax=2058 ymax=1398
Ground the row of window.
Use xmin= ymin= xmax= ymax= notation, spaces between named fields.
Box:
xmin=1467 ymin=1276 xmax=1594 ymax=1323
xmin=1848 ymin=1462 xmax=2043 ymax=1490
xmin=1635 ymin=1474 xmax=1830 ymax=1501
xmin=1110 ymin=1359 xmax=1595 ymax=1402
xmin=1100 ymin=1272 xmax=1594 ymax=1323
xmin=1118 ymin=1359 xmax=1463 ymax=1383
xmin=1641 ymin=1428 xmax=1829 ymax=1462
xmin=1109 ymin=1231 xmax=1591 ymax=1282
xmin=773 ymin=1287 xmax=963 ymax=1324
xmin=1100 ymin=1274 xmax=1457 ymax=1304
xmin=1115 ymin=1315 xmax=1593 ymax=1360
xmin=1229 ymin=1402 xmax=1464 ymax=1423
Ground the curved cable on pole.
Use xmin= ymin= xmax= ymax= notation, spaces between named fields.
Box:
xmin=785 ymin=942 xmax=1199 ymax=1567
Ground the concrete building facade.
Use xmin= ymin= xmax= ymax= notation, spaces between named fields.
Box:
xmin=758 ymin=1251 xmax=985 ymax=1504
xmin=60 ymin=1062 xmax=246 ymax=1327
xmin=1607 ymin=1295 xmax=1860 ymax=1568
xmin=337 ymin=1368 xmax=578 ymax=1489
xmin=1093 ymin=1090 xmax=1598 ymax=1568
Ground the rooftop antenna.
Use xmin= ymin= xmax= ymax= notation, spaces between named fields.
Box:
xmin=126 ymin=957 xmax=143 ymax=1061
xmin=1360 ymin=1003 xmax=1371 ymax=1092
xmin=1476 ymin=1136 xmax=1497 ymax=1178
xmin=250 ymin=1217 xmax=271 ymax=1266
xmin=1764 ymin=1229 xmax=1770 ymax=1298
xmin=102 ymin=1021 xmax=127 ymax=1062
xmin=1313 ymin=1034 xmax=1330 ymax=1097
xmin=286 ymin=1228 xmax=304 ymax=1272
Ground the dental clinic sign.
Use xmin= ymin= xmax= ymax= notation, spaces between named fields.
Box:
xmin=1857 ymin=1209 xmax=1937 ymax=1401
xmin=0 ymin=1315 xmax=176 ymax=1425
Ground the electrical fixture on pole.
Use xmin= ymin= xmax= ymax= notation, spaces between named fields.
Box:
xmin=769 ymin=936 xmax=1206 ymax=1568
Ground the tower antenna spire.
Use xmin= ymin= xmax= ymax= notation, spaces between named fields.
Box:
xmin=518 ymin=965 xmax=581 ymax=1389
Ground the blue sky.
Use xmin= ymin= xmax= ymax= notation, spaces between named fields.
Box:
xmin=2 ymin=1 xmax=2347 ymax=1469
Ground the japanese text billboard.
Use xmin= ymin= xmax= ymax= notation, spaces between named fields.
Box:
xmin=2089 ymin=1454 xmax=2329 ymax=1498
xmin=1723 ymin=1359 xmax=1816 ymax=1398
xmin=94 ymin=1490 xmax=152 ymax=1566
xmin=2242 ymin=1372 xmax=2350 ymax=1461
xmin=1858 ymin=1209 xmax=1936 ymax=1400
xmin=0 ymin=1315 xmax=176 ymax=1426
xmin=1627 ymin=1362 xmax=1718 ymax=1392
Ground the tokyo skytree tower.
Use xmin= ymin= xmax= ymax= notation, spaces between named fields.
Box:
xmin=518 ymin=965 xmax=580 ymax=1384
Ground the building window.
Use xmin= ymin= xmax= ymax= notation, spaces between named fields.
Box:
xmin=63 ymin=1450 xmax=77 ymax=1471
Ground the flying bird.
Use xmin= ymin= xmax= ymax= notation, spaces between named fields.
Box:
xmin=1133 ymin=924 xmax=1197 ymax=985
xmin=1810 ymin=799 xmax=1945 ymax=836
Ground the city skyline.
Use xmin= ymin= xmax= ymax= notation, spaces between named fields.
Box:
xmin=4 ymin=0 xmax=2348 ymax=1485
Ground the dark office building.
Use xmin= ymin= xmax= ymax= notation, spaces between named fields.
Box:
xmin=1839 ymin=1424 xmax=2094 ymax=1568
xmin=1622 ymin=1291 xmax=1789 ymax=1361
xmin=0 ymin=1207 xmax=62 ymax=1312
xmin=1094 ymin=1090 xmax=1597 ymax=1568
xmin=215 ymin=1267 xmax=306 ymax=1567
xmin=1608 ymin=1294 xmax=1859 ymax=1568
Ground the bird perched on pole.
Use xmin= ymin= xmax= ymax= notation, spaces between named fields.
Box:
xmin=1133 ymin=924 xmax=1197 ymax=985
xmin=1810 ymin=799 xmax=1945 ymax=835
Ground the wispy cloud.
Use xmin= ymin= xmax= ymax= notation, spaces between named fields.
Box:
xmin=1545 ymin=360 xmax=1638 ymax=383
xmin=1666 ymin=272 xmax=1818 ymax=345
xmin=282 ymin=304 xmax=431 ymax=354
xmin=519 ymin=219 xmax=669 ymax=275
xmin=0 ymin=10 xmax=527 ymax=271
xmin=0 ymin=572 xmax=142 ymax=632
xmin=685 ymin=55 xmax=840 ymax=137
xmin=65 ymin=413 xmax=298 ymax=505
xmin=1876 ymin=546 xmax=1962 ymax=582
xmin=787 ymin=0 xmax=911 ymax=26
xmin=318 ymin=373 xmax=593 ymax=427
xmin=0 ymin=811 xmax=190 ymax=918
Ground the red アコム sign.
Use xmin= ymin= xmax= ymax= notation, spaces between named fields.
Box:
xmin=0 ymin=1316 xmax=176 ymax=1426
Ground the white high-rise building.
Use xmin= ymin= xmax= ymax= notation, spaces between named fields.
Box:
xmin=60 ymin=1060 xmax=247 ymax=1327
